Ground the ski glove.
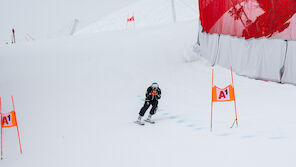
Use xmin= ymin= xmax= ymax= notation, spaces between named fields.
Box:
xmin=145 ymin=100 xmax=150 ymax=105
xmin=156 ymin=94 xmax=161 ymax=99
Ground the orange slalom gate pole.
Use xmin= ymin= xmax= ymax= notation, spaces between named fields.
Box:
xmin=230 ymin=67 xmax=238 ymax=127
xmin=126 ymin=13 xmax=128 ymax=31
xmin=12 ymin=96 xmax=15 ymax=111
xmin=0 ymin=97 xmax=3 ymax=160
xmin=211 ymin=69 xmax=214 ymax=131
xmin=211 ymin=102 xmax=213 ymax=131
xmin=230 ymin=66 xmax=234 ymax=84
xmin=11 ymin=96 xmax=22 ymax=154
xmin=133 ymin=12 xmax=135 ymax=30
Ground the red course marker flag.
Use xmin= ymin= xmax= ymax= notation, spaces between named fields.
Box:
xmin=127 ymin=16 xmax=135 ymax=22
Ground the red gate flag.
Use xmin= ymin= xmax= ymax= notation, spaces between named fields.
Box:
xmin=1 ymin=111 xmax=18 ymax=128
xmin=127 ymin=16 xmax=135 ymax=22
xmin=199 ymin=0 xmax=296 ymax=40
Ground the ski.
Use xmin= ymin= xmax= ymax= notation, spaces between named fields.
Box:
xmin=134 ymin=121 xmax=145 ymax=126
xmin=144 ymin=119 xmax=155 ymax=124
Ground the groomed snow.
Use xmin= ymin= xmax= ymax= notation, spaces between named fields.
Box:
xmin=76 ymin=0 xmax=198 ymax=35
xmin=0 ymin=0 xmax=296 ymax=167
xmin=0 ymin=0 xmax=139 ymax=42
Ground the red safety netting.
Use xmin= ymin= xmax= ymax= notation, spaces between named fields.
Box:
xmin=199 ymin=0 xmax=296 ymax=40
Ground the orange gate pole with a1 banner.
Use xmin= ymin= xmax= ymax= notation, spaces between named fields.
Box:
xmin=0 ymin=96 xmax=22 ymax=160
xmin=126 ymin=12 xmax=135 ymax=30
xmin=1 ymin=97 xmax=3 ymax=160
xmin=11 ymin=96 xmax=22 ymax=154
xmin=211 ymin=67 xmax=238 ymax=131
xmin=231 ymin=67 xmax=238 ymax=128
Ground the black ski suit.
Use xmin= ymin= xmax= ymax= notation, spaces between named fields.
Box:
xmin=139 ymin=86 xmax=161 ymax=117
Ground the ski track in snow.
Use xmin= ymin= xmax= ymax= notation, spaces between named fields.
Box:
xmin=137 ymin=96 xmax=287 ymax=141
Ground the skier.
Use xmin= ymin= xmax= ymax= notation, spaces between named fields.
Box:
xmin=136 ymin=82 xmax=161 ymax=125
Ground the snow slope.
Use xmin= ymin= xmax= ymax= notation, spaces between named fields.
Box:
xmin=1 ymin=20 xmax=296 ymax=167
xmin=0 ymin=1 xmax=296 ymax=167
xmin=0 ymin=0 xmax=139 ymax=43
xmin=76 ymin=0 xmax=198 ymax=35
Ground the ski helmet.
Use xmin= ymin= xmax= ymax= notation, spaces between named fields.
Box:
xmin=151 ymin=82 xmax=159 ymax=89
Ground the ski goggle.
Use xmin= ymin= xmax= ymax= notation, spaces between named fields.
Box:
xmin=151 ymin=83 xmax=159 ymax=88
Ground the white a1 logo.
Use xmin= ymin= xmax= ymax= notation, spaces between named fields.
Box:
xmin=216 ymin=87 xmax=230 ymax=101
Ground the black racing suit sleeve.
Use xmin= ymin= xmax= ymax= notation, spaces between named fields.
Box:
xmin=145 ymin=87 xmax=153 ymax=101
xmin=156 ymin=88 xmax=161 ymax=100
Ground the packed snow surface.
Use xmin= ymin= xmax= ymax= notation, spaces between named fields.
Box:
xmin=0 ymin=0 xmax=296 ymax=167
xmin=0 ymin=0 xmax=139 ymax=42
